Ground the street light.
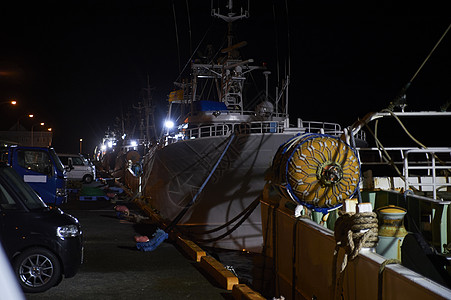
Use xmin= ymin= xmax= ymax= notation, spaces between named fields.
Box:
xmin=1 ymin=100 xmax=17 ymax=106
xmin=31 ymin=122 xmax=45 ymax=147
xmin=79 ymin=139 xmax=83 ymax=154
xmin=16 ymin=114 xmax=34 ymax=130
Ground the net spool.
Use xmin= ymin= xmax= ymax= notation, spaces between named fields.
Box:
xmin=271 ymin=133 xmax=360 ymax=212
xmin=126 ymin=150 xmax=141 ymax=164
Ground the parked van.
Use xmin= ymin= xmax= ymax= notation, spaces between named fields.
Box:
xmin=58 ymin=154 xmax=96 ymax=184
xmin=0 ymin=164 xmax=83 ymax=293
xmin=0 ymin=146 xmax=67 ymax=205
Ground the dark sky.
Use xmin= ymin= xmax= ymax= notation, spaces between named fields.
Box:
xmin=1 ymin=1 xmax=450 ymax=154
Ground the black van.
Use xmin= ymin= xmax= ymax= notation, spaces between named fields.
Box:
xmin=0 ymin=165 xmax=83 ymax=293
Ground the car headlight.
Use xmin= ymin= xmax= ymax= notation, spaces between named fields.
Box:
xmin=57 ymin=225 xmax=80 ymax=239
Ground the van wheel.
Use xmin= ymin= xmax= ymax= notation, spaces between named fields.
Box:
xmin=13 ymin=247 xmax=62 ymax=293
xmin=83 ymin=174 xmax=94 ymax=184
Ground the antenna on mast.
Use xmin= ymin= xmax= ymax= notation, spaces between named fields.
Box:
xmin=211 ymin=0 xmax=249 ymax=23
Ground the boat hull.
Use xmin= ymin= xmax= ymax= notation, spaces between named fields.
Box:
xmin=142 ymin=132 xmax=297 ymax=252
xmin=259 ymin=194 xmax=451 ymax=299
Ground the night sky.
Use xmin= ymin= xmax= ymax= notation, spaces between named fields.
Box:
xmin=1 ymin=1 xmax=450 ymax=155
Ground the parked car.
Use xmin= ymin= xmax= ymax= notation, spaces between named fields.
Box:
xmin=58 ymin=153 xmax=96 ymax=184
xmin=0 ymin=145 xmax=67 ymax=205
xmin=0 ymin=165 xmax=83 ymax=293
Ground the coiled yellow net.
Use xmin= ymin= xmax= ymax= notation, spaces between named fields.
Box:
xmin=271 ymin=134 xmax=360 ymax=210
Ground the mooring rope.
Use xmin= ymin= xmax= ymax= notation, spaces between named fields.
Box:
xmin=181 ymin=197 xmax=260 ymax=243
xmin=179 ymin=196 xmax=260 ymax=236
xmin=335 ymin=212 xmax=379 ymax=268
xmin=332 ymin=211 xmax=379 ymax=300
xmin=378 ymin=259 xmax=401 ymax=300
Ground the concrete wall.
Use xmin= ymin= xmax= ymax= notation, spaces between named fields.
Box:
xmin=0 ymin=130 xmax=52 ymax=147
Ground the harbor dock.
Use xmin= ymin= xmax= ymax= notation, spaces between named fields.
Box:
xmin=25 ymin=186 xmax=264 ymax=300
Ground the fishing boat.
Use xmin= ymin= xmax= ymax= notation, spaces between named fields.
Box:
xmin=132 ymin=2 xmax=356 ymax=252
xmin=256 ymin=20 xmax=451 ymax=298
xmin=259 ymin=109 xmax=451 ymax=299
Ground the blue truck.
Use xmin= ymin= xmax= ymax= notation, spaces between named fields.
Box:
xmin=0 ymin=145 xmax=67 ymax=205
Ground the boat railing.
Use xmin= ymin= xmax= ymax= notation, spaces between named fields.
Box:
xmin=358 ymin=147 xmax=451 ymax=200
xmin=358 ymin=147 xmax=412 ymax=165
xmin=165 ymin=120 xmax=287 ymax=145
xmin=404 ymin=148 xmax=451 ymax=200
xmin=295 ymin=119 xmax=369 ymax=142
xmin=300 ymin=120 xmax=342 ymax=134
xmin=358 ymin=147 xmax=451 ymax=254
xmin=184 ymin=124 xmax=232 ymax=139
xmin=232 ymin=121 xmax=285 ymax=134
xmin=163 ymin=119 xmax=357 ymax=146
xmin=352 ymin=128 xmax=366 ymax=143
xmin=189 ymin=109 xmax=288 ymax=119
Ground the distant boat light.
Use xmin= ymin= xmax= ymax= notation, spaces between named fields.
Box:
xmin=164 ymin=120 xmax=174 ymax=129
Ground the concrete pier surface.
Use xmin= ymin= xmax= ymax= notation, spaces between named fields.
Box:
xmin=25 ymin=197 xmax=232 ymax=300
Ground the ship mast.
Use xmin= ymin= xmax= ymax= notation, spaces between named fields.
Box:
xmin=211 ymin=0 xmax=250 ymax=112
xmin=144 ymin=75 xmax=157 ymax=143
xmin=134 ymin=75 xmax=157 ymax=145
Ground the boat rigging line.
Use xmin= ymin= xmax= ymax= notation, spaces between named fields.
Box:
xmin=173 ymin=20 xmax=215 ymax=83
xmin=379 ymin=110 xmax=451 ymax=172
xmin=284 ymin=0 xmax=291 ymax=81
xmin=172 ymin=0 xmax=181 ymax=74
xmin=272 ymin=3 xmax=280 ymax=87
xmin=408 ymin=22 xmax=451 ymax=85
xmin=166 ymin=132 xmax=236 ymax=231
xmin=185 ymin=0 xmax=192 ymax=58
xmin=388 ymin=22 xmax=451 ymax=111
xmin=173 ymin=0 xmax=194 ymax=75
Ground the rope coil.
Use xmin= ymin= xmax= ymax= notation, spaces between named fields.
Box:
xmin=334 ymin=212 xmax=379 ymax=267
xmin=332 ymin=211 xmax=379 ymax=300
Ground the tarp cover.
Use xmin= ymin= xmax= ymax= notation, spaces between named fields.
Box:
xmin=194 ymin=101 xmax=228 ymax=112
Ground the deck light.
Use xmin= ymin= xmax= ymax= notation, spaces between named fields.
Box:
xmin=164 ymin=120 xmax=174 ymax=129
